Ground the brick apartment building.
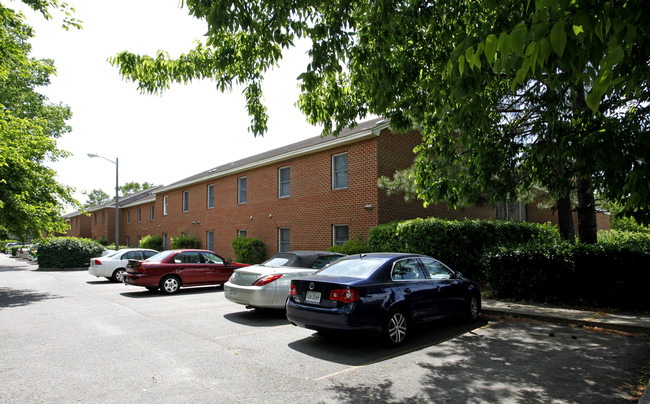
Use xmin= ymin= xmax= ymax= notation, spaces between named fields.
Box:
xmin=64 ymin=118 xmax=609 ymax=258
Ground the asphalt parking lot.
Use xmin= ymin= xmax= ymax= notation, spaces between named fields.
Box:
xmin=0 ymin=254 xmax=648 ymax=403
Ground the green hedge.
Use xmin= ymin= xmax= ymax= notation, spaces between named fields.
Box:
xmin=37 ymin=237 xmax=105 ymax=269
xmin=231 ymin=236 xmax=266 ymax=264
xmin=328 ymin=236 xmax=371 ymax=255
xmin=140 ymin=234 xmax=163 ymax=251
xmin=483 ymin=241 xmax=650 ymax=310
xmin=170 ymin=235 xmax=201 ymax=249
xmin=368 ymin=218 xmax=560 ymax=280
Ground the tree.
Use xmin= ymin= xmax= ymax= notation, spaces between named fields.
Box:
xmin=0 ymin=1 xmax=81 ymax=239
xmin=82 ymin=189 xmax=110 ymax=208
xmin=119 ymin=181 xmax=154 ymax=196
xmin=109 ymin=0 xmax=650 ymax=241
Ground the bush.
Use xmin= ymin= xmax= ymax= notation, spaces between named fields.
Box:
xmin=598 ymin=230 xmax=650 ymax=252
xmin=483 ymin=241 xmax=650 ymax=311
xmin=170 ymin=235 xmax=201 ymax=249
xmin=231 ymin=236 xmax=266 ymax=264
xmin=368 ymin=218 xmax=560 ymax=280
xmin=96 ymin=237 xmax=109 ymax=246
xmin=140 ymin=234 xmax=163 ymax=251
xmin=37 ymin=237 xmax=105 ymax=269
xmin=328 ymin=236 xmax=371 ymax=255
xmin=610 ymin=216 xmax=650 ymax=233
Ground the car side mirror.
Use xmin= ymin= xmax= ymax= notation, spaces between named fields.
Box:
xmin=455 ymin=272 xmax=463 ymax=279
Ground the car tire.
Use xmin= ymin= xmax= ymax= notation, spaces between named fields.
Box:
xmin=160 ymin=276 xmax=181 ymax=294
xmin=465 ymin=293 xmax=480 ymax=323
xmin=112 ymin=269 xmax=126 ymax=283
xmin=381 ymin=308 xmax=408 ymax=347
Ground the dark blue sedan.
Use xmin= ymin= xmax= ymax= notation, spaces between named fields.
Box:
xmin=286 ymin=253 xmax=481 ymax=346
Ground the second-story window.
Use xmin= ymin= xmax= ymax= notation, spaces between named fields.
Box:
xmin=137 ymin=207 xmax=142 ymax=222
xmin=102 ymin=211 xmax=105 ymax=224
xmin=238 ymin=177 xmax=247 ymax=204
xmin=163 ymin=196 xmax=168 ymax=216
xmin=183 ymin=191 xmax=189 ymax=212
xmin=278 ymin=166 xmax=290 ymax=198
xmin=150 ymin=204 xmax=155 ymax=221
xmin=207 ymin=184 xmax=214 ymax=209
xmin=332 ymin=152 xmax=348 ymax=190
xmin=126 ymin=211 xmax=130 ymax=224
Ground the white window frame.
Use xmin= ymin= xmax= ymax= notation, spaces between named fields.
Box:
xmin=238 ymin=229 xmax=247 ymax=238
xmin=207 ymin=184 xmax=215 ymax=209
xmin=279 ymin=228 xmax=290 ymax=252
xmin=206 ymin=231 xmax=214 ymax=252
xmin=278 ymin=166 xmax=290 ymax=198
xmin=332 ymin=152 xmax=349 ymax=190
xmin=182 ymin=191 xmax=189 ymax=212
xmin=163 ymin=196 xmax=168 ymax=216
xmin=333 ymin=224 xmax=349 ymax=246
xmin=238 ymin=176 xmax=247 ymax=204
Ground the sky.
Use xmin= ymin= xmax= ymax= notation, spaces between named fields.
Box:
xmin=14 ymin=0 xmax=324 ymax=208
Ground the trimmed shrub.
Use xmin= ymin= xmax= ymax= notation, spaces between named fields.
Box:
xmin=368 ymin=218 xmax=560 ymax=280
xmin=37 ymin=237 xmax=105 ymax=269
xmin=483 ymin=241 xmax=650 ymax=310
xmin=231 ymin=236 xmax=266 ymax=264
xmin=328 ymin=236 xmax=371 ymax=255
xmin=140 ymin=234 xmax=163 ymax=251
xmin=170 ymin=235 xmax=201 ymax=249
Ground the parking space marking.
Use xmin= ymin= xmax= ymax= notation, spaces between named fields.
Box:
xmin=313 ymin=320 xmax=503 ymax=381
xmin=151 ymin=305 xmax=239 ymax=317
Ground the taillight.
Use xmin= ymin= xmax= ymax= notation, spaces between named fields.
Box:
xmin=329 ymin=289 xmax=359 ymax=303
xmin=252 ymin=274 xmax=283 ymax=286
xmin=94 ymin=259 xmax=102 ymax=265
xmin=289 ymin=283 xmax=297 ymax=295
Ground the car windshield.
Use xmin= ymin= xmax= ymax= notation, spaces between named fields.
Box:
xmin=317 ymin=258 xmax=385 ymax=279
xmin=145 ymin=251 xmax=175 ymax=262
xmin=261 ymin=257 xmax=290 ymax=267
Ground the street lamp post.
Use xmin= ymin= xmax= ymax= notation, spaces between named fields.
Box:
xmin=88 ymin=153 xmax=119 ymax=248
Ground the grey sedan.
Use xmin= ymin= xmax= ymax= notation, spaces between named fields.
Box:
xmin=224 ymin=251 xmax=344 ymax=310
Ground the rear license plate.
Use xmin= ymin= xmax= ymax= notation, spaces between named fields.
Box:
xmin=305 ymin=291 xmax=321 ymax=303
xmin=228 ymin=289 xmax=236 ymax=298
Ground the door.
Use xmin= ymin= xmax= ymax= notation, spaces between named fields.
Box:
xmin=172 ymin=251 xmax=205 ymax=285
xmin=419 ymin=258 xmax=465 ymax=316
xmin=390 ymin=258 xmax=433 ymax=323
xmin=201 ymin=251 xmax=230 ymax=284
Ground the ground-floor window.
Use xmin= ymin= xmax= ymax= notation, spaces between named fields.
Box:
xmin=279 ymin=228 xmax=290 ymax=252
xmin=126 ymin=236 xmax=130 ymax=247
xmin=163 ymin=233 xmax=168 ymax=250
xmin=333 ymin=224 xmax=349 ymax=246
xmin=238 ymin=229 xmax=247 ymax=238
xmin=496 ymin=200 xmax=527 ymax=222
xmin=207 ymin=231 xmax=214 ymax=252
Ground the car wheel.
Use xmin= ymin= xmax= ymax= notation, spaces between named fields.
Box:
xmin=112 ymin=269 xmax=126 ymax=283
xmin=160 ymin=276 xmax=181 ymax=294
xmin=465 ymin=293 xmax=480 ymax=322
xmin=382 ymin=308 xmax=408 ymax=346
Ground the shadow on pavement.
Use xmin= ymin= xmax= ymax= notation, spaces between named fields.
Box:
xmin=223 ymin=308 xmax=289 ymax=328
xmin=288 ymin=317 xmax=490 ymax=366
xmin=119 ymin=285 xmax=224 ymax=298
xmin=0 ymin=287 xmax=63 ymax=309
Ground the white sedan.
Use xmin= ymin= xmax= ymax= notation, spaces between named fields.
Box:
xmin=224 ymin=251 xmax=344 ymax=310
xmin=89 ymin=248 xmax=158 ymax=282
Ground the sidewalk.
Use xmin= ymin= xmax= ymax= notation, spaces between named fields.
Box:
xmin=482 ymin=298 xmax=650 ymax=334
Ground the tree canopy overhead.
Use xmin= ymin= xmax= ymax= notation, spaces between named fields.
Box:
xmin=0 ymin=0 xmax=81 ymax=239
xmin=110 ymin=0 xmax=650 ymax=235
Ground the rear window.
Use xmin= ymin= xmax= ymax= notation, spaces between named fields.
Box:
xmin=317 ymin=258 xmax=384 ymax=279
xmin=145 ymin=251 xmax=174 ymax=262
xmin=262 ymin=257 xmax=290 ymax=267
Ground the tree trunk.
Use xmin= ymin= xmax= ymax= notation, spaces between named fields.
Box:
xmin=557 ymin=194 xmax=575 ymax=243
xmin=577 ymin=177 xmax=598 ymax=244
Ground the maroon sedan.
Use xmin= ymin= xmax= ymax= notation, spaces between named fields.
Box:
xmin=123 ymin=249 xmax=248 ymax=294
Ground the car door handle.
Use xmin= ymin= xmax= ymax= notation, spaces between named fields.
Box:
xmin=404 ymin=288 xmax=412 ymax=294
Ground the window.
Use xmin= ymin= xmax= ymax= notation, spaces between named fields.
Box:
xmin=391 ymin=258 xmax=425 ymax=281
xmin=496 ymin=200 xmax=527 ymax=222
xmin=150 ymin=204 xmax=155 ymax=221
xmin=206 ymin=231 xmax=214 ymax=252
xmin=182 ymin=191 xmax=189 ymax=212
xmin=137 ymin=236 xmax=142 ymax=246
xmin=238 ymin=229 xmax=247 ymax=238
xmin=279 ymin=228 xmax=290 ymax=252
xmin=238 ymin=177 xmax=247 ymax=204
xmin=174 ymin=251 xmax=201 ymax=264
xmin=420 ymin=258 xmax=454 ymax=280
xmin=278 ymin=167 xmax=290 ymax=198
xmin=332 ymin=152 xmax=348 ymax=189
xmin=102 ymin=211 xmax=105 ymax=224
xmin=126 ymin=211 xmax=130 ymax=224
xmin=163 ymin=233 xmax=168 ymax=250
xmin=126 ymin=236 xmax=130 ymax=247
xmin=163 ymin=196 xmax=168 ymax=216
xmin=207 ymin=184 xmax=215 ymax=209
xmin=333 ymin=225 xmax=349 ymax=246
xmin=94 ymin=213 xmax=97 ymax=225
xmin=137 ymin=207 xmax=142 ymax=222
